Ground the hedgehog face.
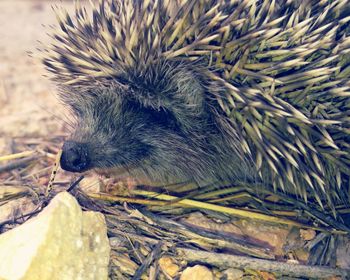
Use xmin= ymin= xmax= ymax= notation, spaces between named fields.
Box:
xmin=59 ymin=66 xmax=231 ymax=185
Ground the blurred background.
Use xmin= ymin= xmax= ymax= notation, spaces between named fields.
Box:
xmin=0 ymin=1 xmax=78 ymax=154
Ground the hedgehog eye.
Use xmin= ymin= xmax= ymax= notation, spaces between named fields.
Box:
xmin=146 ymin=91 xmax=156 ymax=100
xmin=146 ymin=107 xmax=178 ymax=129
xmin=126 ymin=100 xmax=180 ymax=131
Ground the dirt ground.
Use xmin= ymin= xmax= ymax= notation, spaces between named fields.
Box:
xmin=0 ymin=0 xmax=78 ymax=235
xmin=0 ymin=0 xmax=76 ymax=149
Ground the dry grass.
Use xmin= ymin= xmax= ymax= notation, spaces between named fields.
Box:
xmin=0 ymin=145 xmax=349 ymax=279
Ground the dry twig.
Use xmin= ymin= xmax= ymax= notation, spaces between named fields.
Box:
xmin=176 ymin=248 xmax=350 ymax=279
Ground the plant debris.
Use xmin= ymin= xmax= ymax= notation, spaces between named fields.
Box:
xmin=0 ymin=142 xmax=349 ymax=279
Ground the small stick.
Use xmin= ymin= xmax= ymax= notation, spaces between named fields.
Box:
xmin=176 ymin=248 xmax=350 ymax=279
xmin=22 ymin=166 xmax=52 ymax=179
xmin=66 ymin=176 xmax=85 ymax=192
xmin=140 ymin=209 xmax=273 ymax=259
xmin=88 ymin=192 xmax=176 ymax=206
xmin=0 ymin=156 xmax=38 ymax=174
xmin=0 ymin=207 xmax=42 ymax=229
xmin=0 ymin=151 xmax=35 ymax=162
xmin=107 ymin=227 xmax=162 ymax=246
xmin=45 ymin=150 xmax=62 ymax=197
xmin=134 ymin=190 xmax=336 ymax=232
xmin=131 ymin=242 xmax=163 ymax=280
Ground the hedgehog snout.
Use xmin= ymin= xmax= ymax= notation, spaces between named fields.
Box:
xmin=60 ymin=141 xmax=91 ymax=173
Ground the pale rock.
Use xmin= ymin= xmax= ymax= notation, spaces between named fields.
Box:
xmin=110 ymin=252 xmax=138 ymax=276
xmin=79 ymin=176 xmax=104 ymax=193
xmin=299 ymin=229 xmax=316 ymax=241
xmin=159 ymin=256 xmax=180 ymax=277
xmin=180 ymin=265 xmax=214 ymax=280
xmin=0 ymin=191 xmax=110 ymax=280
xmin=222 ymin=268 xmax=244 ymax=280
xmin=336 ymin=236 xmax=350 ymax=269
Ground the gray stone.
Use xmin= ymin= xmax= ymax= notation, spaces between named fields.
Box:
xmin=0 ymin=191 xmax=110 ymax=280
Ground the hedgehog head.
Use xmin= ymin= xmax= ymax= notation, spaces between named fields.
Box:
xmin=44 ymin=0 xmax=253 ymax=186
xmin=58 ymin=62 xmax=239 ymax=185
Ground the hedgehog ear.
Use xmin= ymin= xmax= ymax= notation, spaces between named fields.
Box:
xmin=151 ymin=67 xmax=209 ymax=132
xmin=167 ymin=68 xmax=206 ymax=113
xmin=57 ymin=87 xmax=87 ymax=117
xmin=127 ymin=62 xmax=206 ymax=117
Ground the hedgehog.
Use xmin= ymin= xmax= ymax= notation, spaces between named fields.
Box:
xmin=43 ymin=0 xmax=350 ymax=215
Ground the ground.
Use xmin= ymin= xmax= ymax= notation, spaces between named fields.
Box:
xmin=0 ymin=0 xmax=72 ymax=143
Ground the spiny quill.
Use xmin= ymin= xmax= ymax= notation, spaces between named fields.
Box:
xmin=43 ymin=0 xmax=350 ymax=216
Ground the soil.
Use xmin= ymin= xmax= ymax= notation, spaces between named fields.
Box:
xmin=0 ymin=0 xmax=75 ymax=142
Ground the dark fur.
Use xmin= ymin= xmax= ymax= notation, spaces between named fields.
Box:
xmin=61 ymin=61 xmax=256 ymax=186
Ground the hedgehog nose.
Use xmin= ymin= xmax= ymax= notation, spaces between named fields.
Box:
xmin=60 ymin=141 xmax=91 ymax=173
